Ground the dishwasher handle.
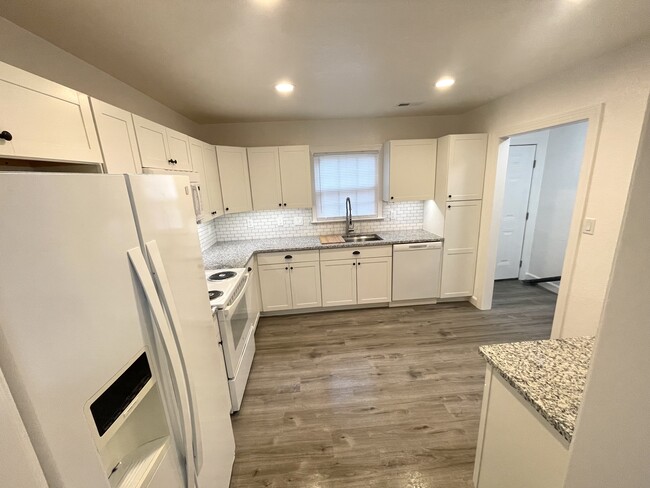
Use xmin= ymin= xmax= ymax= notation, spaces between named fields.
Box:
xmin=393 ymin=242 xmax=442 ymax=252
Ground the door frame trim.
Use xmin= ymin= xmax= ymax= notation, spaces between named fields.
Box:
xmin=471 ymin=104 xmax=604 ymax=339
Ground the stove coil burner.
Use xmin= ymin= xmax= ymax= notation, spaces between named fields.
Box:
xmin=208 ymin=271 xmax=237 ymax=282
xmin=208 ymin=290 xmax=224 ymax=300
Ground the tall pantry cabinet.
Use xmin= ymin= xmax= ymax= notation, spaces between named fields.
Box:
xmin=431 ymin=134 xmax=488 ymax=299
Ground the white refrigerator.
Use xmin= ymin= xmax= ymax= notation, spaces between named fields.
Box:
xmin=0 ymin=173 xmax=235 ymax=488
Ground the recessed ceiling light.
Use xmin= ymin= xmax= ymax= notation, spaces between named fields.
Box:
xmin=275 ymin=82 xmax=295 ymax=94
xmin=435 ymin=77 xmax=455 ymax=89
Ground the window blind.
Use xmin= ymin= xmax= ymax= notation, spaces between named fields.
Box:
xmin=313 ymin=151 xmax=380 ymax=220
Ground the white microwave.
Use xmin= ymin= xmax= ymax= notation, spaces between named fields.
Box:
xmin=142 ymin=169 xmax=203 ymax=223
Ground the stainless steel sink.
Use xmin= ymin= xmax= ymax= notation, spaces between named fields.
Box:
xmin=341 ymin=233 xmax=383 ymax=243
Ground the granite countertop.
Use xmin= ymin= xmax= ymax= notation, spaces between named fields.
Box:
xmin=202 ymin=229 xmax=442 ymax=269
xmin=479 ymin=336 xmax=595 ymax=443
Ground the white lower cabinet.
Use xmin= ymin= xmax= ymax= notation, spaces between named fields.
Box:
xmin=320 ymin=259 xmax=358 ymax=307
xmin=258 ymin=255 xmax=321 ymax=312
xmin=258 ymin=263 xmax=293 ymax=312
xmin=321 ymin=246 xmax=393 ymax=307
xmin=356 ymin=257 xmax=393 ymax=304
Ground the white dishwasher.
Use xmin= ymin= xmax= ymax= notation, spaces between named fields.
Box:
xmin=392 ymin=242 xmax=443 ymax=301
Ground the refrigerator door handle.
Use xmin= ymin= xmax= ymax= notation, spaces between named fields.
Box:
xmin=127 ymin=247 xmax=196 ymax=488
xmin=143 ymin=240 xmax=204 ymax=475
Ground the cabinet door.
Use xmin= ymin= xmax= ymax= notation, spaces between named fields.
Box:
xmin=440 ymin=201 xmax=482 ymax=298
xmin=166 ymin=128 xmax=193 ymax=171
xmin=189 ymin=138 xmax=211 ymax=222
xmin=320 ymin=259 xmax=357 ymax=307
xmin=447 ymin=134 xmax=487 ymax=201
xmin=357 ymin=257 xmax=392 ymax=304
xmin=247 ymin=147 xmax=283 ymax=210
xmin=279 ymin=145 xmax=312 ymax=208
xmin=289 ymin=261 xmax=322 ymax=309
xmin=386 ymin=139 xmax=436 ymax=201
xmin=202 ymin=144 xmax=225 ymax=218
xmin=90 ymin=98 xmax=142 ymax=174
xmin=216 ymin=146 xmax=253 ymax=214
xmin=133 ymin=115 xmax=172 ymax=170
xmin=0 ymin=61 xmax=101 ymax=164
xmin=258 ymin=264 xmax=292 ymax=312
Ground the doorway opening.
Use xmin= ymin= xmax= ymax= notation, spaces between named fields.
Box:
xmin=493 ymin=120 xmax=589 ymax=300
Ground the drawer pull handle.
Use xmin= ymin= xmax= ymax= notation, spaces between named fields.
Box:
xmin=285 ymin=255 xmax=293 ymax=259
xmin=352 ymin=251 xmax=360 ymax=255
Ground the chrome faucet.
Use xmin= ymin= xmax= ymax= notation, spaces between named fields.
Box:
xmin=345 ymin=197 xmax=355 ymax=235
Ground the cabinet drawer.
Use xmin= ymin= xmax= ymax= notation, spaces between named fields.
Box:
xmin=257 ymin=250 xmax=319 ymax=265
xmin=320 ymin=245 xmax=392 ymax=261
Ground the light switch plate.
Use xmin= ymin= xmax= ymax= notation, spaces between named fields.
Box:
xmin=293 ymin=217 xmax=303 ymax=226
xmin=582 ymin=217 xmax=596 ymax=235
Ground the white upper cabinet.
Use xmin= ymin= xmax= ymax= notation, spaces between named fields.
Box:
xmin=0 ymin=61 xmax=102 ymax=164
xmin=132 ymin=115 xmax=171 ymax=169
xmin=202 ymin=144 xmax=225 ymax=218
xmin=278 ymin=145 xmax=312 ymax=208
xmin=215 ymin=145 xmax=253 ymax=214
xmin=383 ymin=139 xmax=437 ymax=202
xmin=435 ymin=134 xmax=488 ymax=204
xmin=247 ymin=147 xmax=283 ymax=210
xmin=247 ymin=145 xmax=312 ymax=211
xmin=90 ymin=98 xmax=142 ymax=174
xmin=189 ymin=137 xmax=211 ymax=222
xmin=166 ymin=128 xmax=193 ymax=172
xmin=132 ymin=115 xmax=193 ymax=172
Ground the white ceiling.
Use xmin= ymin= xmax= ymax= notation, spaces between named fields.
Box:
xmin=2 ymin=0 xmax=650 ymax=123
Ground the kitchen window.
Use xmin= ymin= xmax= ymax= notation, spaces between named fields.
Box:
xmin=312 ymin=150 xmax=382 ymax=222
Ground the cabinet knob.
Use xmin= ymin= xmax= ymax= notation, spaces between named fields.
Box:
xmin=225 ymin=207 xmax=229 ymax=211
xmin=211 ymin=211 xmax=217 ymax=215
xmin=448 ymin=194 xmax=452 ymax=198
xmin=168 ymin=159 xmax=174 ymax=164
xmin=278 ymin=203 xmax=282 ymax=207
xmin=447 ymin=205 xmax=451 ymax=209
xmin=248 ymin=267 xmax=252 ymax=272
xmin=352 ymin=262 xmax=356 ymax=266
xmin=390 ymin=196 xmax=394 ymax=200
xmin=0 ymin=130 xmax=13 ymax=141
xmin=290 ymin=266 xmax=294 ymax=270
xmin=285 ymin=267 xmax=288 ymax=270
xmin=352 ymin=251 xmax=360 ymax=255
xmin=283 ymin=203 xmax=287 ymax=206
xmin=357 ymin=262 xmax=361 ymax=266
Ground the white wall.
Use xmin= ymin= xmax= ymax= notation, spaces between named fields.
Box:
xmin=199 ymin=114 xmax=464 ymax=147
xmin=464 ymin=36 xmax=650 ymax=337
xmin=0 ymin=17 xmax=200 ymax=137
xmin=563 ymin=97 xmax=650 ymax=488
xmin=527 ymin=122 xmax=588 ymax=283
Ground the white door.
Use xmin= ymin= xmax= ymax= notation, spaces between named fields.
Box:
xmin=320 ymin=259 xmax=357 ymax=307
xmin=495 ymin=145 xmax=536 ymax=280
xmin=356 ymin=257 xmax=392 ymax=304
xmin=289 ymin=262 xmax=322 ymax=309
xmin=279 ymin=145 xmax=313 ymax=208
xmin=133 ymin=115 xmax=172 ymax=170
xmin=166 ymin=129 xmax=193 ymax=172
xmin=259 ymin=264 xmax=293 ymax=311
xmin=0 ymin=61 xmax=102 ymax=164
xmin=440 ymin=200 xmax=482 ymax=298
xmin=447 ymin=134 xmax=488 ymax=201
xmin=247 ymin=147 xmax=283 ymax=210
xmin=216 ymin=146 xmax=253 ymax=214
xmin=90 ymin=98 xmax=142 ymax=174
xmin=202 ymin=144 xmax=225 ymax=218
xmin=387 ymin=139 xmax=437 ymax=201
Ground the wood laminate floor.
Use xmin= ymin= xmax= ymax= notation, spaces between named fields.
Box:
xmin=229 ymin=280 xmax=556 ymax=488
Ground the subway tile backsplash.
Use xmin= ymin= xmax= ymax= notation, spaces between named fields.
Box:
xmin=202 ymin=201 xmax=423 ymax=243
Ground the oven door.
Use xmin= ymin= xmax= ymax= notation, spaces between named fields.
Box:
xmin=217 ymin=273 xmax=254 ymax=379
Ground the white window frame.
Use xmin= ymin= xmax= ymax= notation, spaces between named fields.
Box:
xmin=311 ymin=145 xmax=384 ymax=223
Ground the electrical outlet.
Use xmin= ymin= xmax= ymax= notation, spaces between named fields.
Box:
xmin=247 ymin=218 xmax=254 ymax=228
xmin=293 ymin=216 xmax=303 ymax=226
xmin=276 ymin=216 xmax=284 ymax=227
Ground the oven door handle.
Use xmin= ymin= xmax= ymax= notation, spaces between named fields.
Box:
xmin=222 ymin=272 xmax=250 ymax=318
